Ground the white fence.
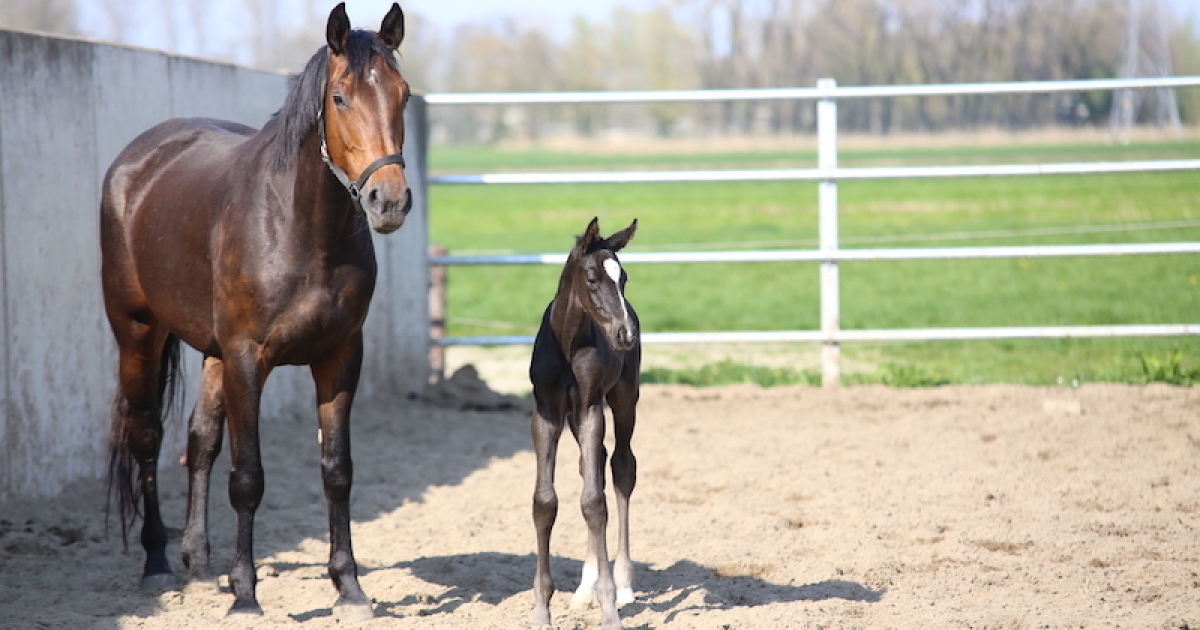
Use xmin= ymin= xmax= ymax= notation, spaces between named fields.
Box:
xmin=422 ymin=77 xmax=1200 ymax=386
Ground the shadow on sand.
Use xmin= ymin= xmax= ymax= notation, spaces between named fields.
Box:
xmin=383 ymin=551 xmax=883 ymax=622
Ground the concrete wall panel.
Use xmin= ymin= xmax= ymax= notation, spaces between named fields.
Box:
xmin=0 ymin=31 xmax=106 ymax=495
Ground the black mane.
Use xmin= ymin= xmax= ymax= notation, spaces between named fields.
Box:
xmin=269 ymin=30 xmax=401 ymax=170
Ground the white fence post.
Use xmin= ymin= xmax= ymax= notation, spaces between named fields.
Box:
xmin=817 ymin=78 xmax=841 ymax=387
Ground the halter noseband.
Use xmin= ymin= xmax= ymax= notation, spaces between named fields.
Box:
xmin=318 ymin=111 xmax=405 ymax=208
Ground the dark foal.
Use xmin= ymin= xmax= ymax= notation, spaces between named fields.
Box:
xmin=529 ymin=218 xmax=641 ymax=630
xmin=101 ymin=3 xmax=411 ymax=619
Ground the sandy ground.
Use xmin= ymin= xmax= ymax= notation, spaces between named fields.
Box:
xmin=2 ymin=371 xmax=1199 ymax=630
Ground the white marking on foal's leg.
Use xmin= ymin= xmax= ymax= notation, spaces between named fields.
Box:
xmin=571 ymin=555 xmax=599 ymax=609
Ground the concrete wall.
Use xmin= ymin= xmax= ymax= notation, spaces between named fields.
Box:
xmin=0 ymin=30 xmax=429 ymax=498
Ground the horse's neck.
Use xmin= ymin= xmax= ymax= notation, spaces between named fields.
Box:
xmin=549 ymin=288 xmax=594 ymax=356
xmin=283 ymin=133 xmax=364 ymax=241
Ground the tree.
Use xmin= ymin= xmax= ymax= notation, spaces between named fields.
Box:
xmin=0 ymin=0 xmax=79 ymax=36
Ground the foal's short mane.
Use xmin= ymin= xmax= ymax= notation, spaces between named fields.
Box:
xmin=574 ymin=235 xmax=617 ymax=256
xmin=269 ymin=30 xmax=401 ymax=171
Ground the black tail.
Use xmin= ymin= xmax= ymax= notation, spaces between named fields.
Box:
xmin=106 ymin=334 xmax=183 ymax=544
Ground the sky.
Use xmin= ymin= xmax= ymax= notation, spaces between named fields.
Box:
xmin=343 ymin=0 xmax=653 ymax=34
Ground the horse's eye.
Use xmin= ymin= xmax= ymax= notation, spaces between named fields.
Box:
xmin=332 ymin=92 xmax=347 ymax=109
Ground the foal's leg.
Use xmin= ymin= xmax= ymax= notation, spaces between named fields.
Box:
xmin=576 ymin=402 xmax=623 ymax=630
xmin=221 ymin=343 xmax=268 ymax=616
xmin=311 ymin=335 xmax=373 ymax=620
xmin=111 ymin=323 xmax=175 ymax=590
xmin=181 ymin=356 xmax=225 ymax=592
xmin=530 ymin=400 xmax=565 ymax=628
xmin=607 ymin=381 xmax=638 ymax=606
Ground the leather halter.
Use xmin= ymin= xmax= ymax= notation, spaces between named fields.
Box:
xmin=318 ymin=110 xmax=405 ymax=210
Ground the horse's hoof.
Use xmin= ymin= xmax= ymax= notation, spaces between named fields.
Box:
xmin=139 ymin=572 xmax=180 ymax=594
xmin=333 ymin=602 xmax=375 ymax=622
xmin=529 ymin=607 xmax=553 ymax=629
xmin=569 ymin=596 xmax=594 ymax=611
xmin=182 ymin=578 xmax=220 ymax=595
xmin=616 ymin=588 xmax=635 ymax=606
xmin=226 ymin=600 xmax=264 ymax=617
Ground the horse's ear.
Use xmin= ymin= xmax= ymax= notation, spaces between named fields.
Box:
xmin=606 ymin=219 xmax=637 ymax=252
xmin=327 ymin=2 xmax=351 ymax=56
xmin=379 ymin=3 xmax=405 ymax=50
xmin=577 ymin=217 xmax=601 ymax=251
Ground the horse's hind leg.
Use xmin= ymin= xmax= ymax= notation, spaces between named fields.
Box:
xmin=531 ymin=400 xmax=565 ymax=628
xmin=312 ymin=335 xmax=373 ymax=621
xmin=607 ymin=382 xmax=638 ymax=606
xmin=181 ymin=355 xmax=225 ymax=592
xmin=108 ymin=321 xmax=176 ymax=591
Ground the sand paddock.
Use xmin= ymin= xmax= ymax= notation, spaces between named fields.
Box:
xmin=2 ymin=379 xmax=1198 ymax=629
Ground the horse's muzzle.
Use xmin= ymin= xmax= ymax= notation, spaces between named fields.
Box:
xmin=362 ymin=185 xmax=412 ymax=234
xmin=613 ymin=324 xmax=637 ymax=352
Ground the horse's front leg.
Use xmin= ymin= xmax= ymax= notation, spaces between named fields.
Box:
xmin=222 ymin=345 xmax=267 ymax=616
xmin=576 ymin=401 xmax=623 ymax=630
xmin=607 ymin=377 xmax=639 ymax=607
xmin=531 ymin=399 xmax=565 ymax=628
xmin=181 ymin=355 xmax=225 ymax=592
xmin=311 ymin=334 xmax=373 ymax=621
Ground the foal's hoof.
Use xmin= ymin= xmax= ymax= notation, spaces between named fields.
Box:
xmin=333 ymin=602 xmax=375 ymax=622
xmin=226 ymin=600 xmax=264 ymax=617
xmin=139 ymin=572 xmax=180 ymax=594
xmin=616 ymin=588 xmax=636 ymax=606
xmin=570 ymin=588 xmax=595 ymax=610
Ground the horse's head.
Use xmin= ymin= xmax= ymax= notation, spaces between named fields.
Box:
xmin=321 ymin=2 xmax=411 ymax=234
xmin=566 ymin=217 xmax=639 ymax=352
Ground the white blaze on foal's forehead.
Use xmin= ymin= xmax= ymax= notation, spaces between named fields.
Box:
xmin=603 ymin=258 xmax=622 ymax=283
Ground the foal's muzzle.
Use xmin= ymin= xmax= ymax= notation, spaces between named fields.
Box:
xmin=613 ymin=324 xmax=637 ymax=352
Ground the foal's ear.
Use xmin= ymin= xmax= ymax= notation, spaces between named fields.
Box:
xmin=606 ymin=218 xmax=638 ymax=252
xmin=327 ymin=2 xmax=351 ymax=55
xmin=577 ymin=217 xmax=602 ymax=251
xmin=379 ymin=3 xmax=405 ymax=50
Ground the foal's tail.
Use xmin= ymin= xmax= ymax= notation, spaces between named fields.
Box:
xmin=106 ymin=334 xmax=183 ymax=544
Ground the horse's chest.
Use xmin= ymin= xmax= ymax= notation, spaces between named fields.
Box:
xmin=219 ymin=263 xmax=375 ymax=363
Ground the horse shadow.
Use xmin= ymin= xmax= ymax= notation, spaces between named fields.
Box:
xmin=381 ymin=552 xmax=883 ymax=623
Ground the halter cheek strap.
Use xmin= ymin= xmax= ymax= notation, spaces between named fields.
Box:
xmin=318 ymin=111 xmax=405 ymax=207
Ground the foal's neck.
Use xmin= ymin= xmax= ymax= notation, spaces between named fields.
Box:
xmin=550 ymin=277 xmax=596 ymax=356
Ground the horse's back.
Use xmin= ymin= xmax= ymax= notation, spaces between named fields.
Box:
xmin=103 ymin=117 xmax=256 ymax=212
xmin=100 ymin=117 xmax=260 ymax=354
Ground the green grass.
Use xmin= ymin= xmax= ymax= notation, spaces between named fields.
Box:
xmin=427 ymin=139 xmax=1200 ymax=385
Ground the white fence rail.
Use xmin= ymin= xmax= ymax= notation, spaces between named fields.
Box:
xmin=422 ymin=77 xmax=1200 ymax=386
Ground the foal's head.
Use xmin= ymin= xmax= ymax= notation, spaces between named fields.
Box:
xmin=562 ymin=217 xmax=639 ymax=352
xmin=322 ymin=2 xmax=411 ymax=233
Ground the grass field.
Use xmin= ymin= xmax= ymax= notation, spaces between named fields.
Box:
xmin=427 ymin=135 xmax=1200 ymax=385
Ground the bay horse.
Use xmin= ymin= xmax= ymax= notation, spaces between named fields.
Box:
xmin=100 ymin=3 xmax=410 ymax=619
xmin=529 ymin=217 xmax=641 ymax=630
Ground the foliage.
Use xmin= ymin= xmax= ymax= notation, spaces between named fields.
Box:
xmin=1139 ymin=348 xmax=1200 ymax=386
xmin=640 ymin=360 xmax=817 ymax=387
xmin=855 ymin=364 xmax=951 ymax=388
